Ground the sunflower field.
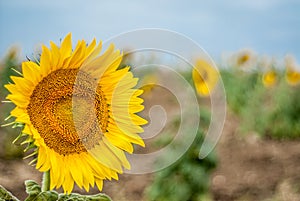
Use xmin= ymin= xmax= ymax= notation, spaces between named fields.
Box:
xmin=1 ymin=43 xmax=300 ymax=201
xmin=222 ymin=52 xmax=300 ymax=139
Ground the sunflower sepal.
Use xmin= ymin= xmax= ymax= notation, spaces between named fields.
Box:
xmin=23 ymin=139 xmax=36 ymax=152
xmin=11 ymin=122 xmax=24 ymax=129
xmin=12 ymin=130 xmax=36 ymax=154
xmin=12 ymin=131 xmax=25 ymax=145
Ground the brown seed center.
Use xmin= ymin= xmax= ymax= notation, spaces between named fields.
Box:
xmin=27 ymin=68 xmax=109 ymax=155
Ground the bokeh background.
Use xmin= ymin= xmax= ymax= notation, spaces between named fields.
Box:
xmin=1 ymin=1 xmax=300 ymax=201
xmin=1 ymin=0 xmax=300 ymax=60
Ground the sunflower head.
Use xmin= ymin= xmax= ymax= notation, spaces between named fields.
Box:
xmin=262 ymin=70 xmax=277 ymax=88
xmin=139 ymin=73 xmax=158 ymax=97
xmin=234 ymin=49 xmax=256 ymax=69
xmin=192 ymin=59 xmax=219 ymax=97
xmin=285 ymin=70 xmax=300 ymax=86
xmin=237 ymin=53 xmax=250 ymax=66
xmin=284 ymin=55 xmax=300 ymax=86
xmin=4 ymin=33 xmax=147 ymax=193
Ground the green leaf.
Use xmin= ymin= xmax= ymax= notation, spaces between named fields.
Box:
xmin=0 ymin=185 xmax=20 ymax=201
xmin=58 ymin=193 xmax=112 ymax=201
xmin=24 ymin=180 xmax=41 ymax=201
xmin=23 ymin=180 xmax=111 ymax=201
xmin=34 ymin=191 xmax=58 ymax=201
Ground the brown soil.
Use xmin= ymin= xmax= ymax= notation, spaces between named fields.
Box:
xmin=0 ymin=159 xmax=41 ymax=200
xmin=211 ymin=112 xmax=300 ymax=201
xmin=0 ymin=158 xmax=152 ymax=201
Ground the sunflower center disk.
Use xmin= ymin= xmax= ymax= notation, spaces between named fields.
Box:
xmin=27 ymin=69 xmax=109 ymax=155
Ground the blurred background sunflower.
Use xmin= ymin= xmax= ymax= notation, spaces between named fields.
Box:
xmin=192 ymin=59 xmax=219 ymax=97
xmin=262 ymin=69 xmax=277 ymax=88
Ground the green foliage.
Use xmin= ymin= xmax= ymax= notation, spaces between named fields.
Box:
xmin=0 ymin=47 xmax=21 ymax=96
xmin=0 ymin=185 xmax=19 ymax=201
xmin=0 ymin=48 xmax=24 ymax=159
xmin=146 ymin=114 xmax=217 ymax=201
xmin=220 ymin=69 xmax=259 ymax=114
xmin=240 ymin=78 xmax=300 ymax=139
xmin=0 ymin=181 xmax=112 ymax=201
xmin=25 ymin=180 xmax=58 ymax=201
xmin=222 ymin=66 xmax=300 ymax=139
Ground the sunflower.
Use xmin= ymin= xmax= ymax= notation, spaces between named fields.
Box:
xmin=234 ymin=49 xmax=256 ymax=70
xmin=286 ymin=70 xmax=300 ymax=86
xmin=237 ymin=52 xmax=250 ymax=66
xmin=192 ymin=59 xmax=219 ymax=97
xmin=139 ymin=73 xmax=157 ymax=97
xmin=262 ymin=70 xmax=277 ymax=88
xmin=5 ymin=33 xmax=147 ymax=193
xmin=285 ymin=56 xmax=300 ymax=86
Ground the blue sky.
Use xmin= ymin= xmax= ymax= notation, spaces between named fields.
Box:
xmin=0 ymin=0 xmax=299 ymax=61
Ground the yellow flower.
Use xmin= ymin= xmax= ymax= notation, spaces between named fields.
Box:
xmin=139 ymin=73 xmax=157 ymax=97
xmin=262 ymin=70 xmax=277 ymax=87
xmin=286 ymin=70 xmax=300 ymax=86
xmin=5 ymin=33 xmax=147 ymax=193
xmin=234 ymin=49 xmax=256 ymax=69
xmin=237 ymin=52 xmax=250 ymax=66
xmin=284 ymin=55 xmax=300 ymax=86
xmin=192 ymin=59 xmax=219 ymax=97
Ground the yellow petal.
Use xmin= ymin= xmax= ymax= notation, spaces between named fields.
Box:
xmin=50 ymin=41 xmax=61 ymax=70
xmin=62 ymin=168 xmax=74 ymax=194
xmin=49 ymin=150 xmax=61 ymax=189
xmin=68 ymin=40 xmax=85 ymax=67
xmin=22 ymin=61 xmax=41 ymax=83
xmin=36 ymin=146 xmax=47 ymax=170
xmin=6 ymin=94 xmax=29 ymax=108
xmin=103 ymin=137 xmax=131 ymax=169
xmin=85 ymin=38 xmax=97 ymax=58
xmin=95 ymin=179 xmax=103 ymax=191
xmin=68 ymin=154 xmax=83 ymax=188
xmin=105 ymin=133 xmax=134 ymax=154
xmin=40 ymin=45 xmax=52 ymax=77
xmin=88 ymin=140 xmax=123 ymax=172
xmin=59 ymin=33 xmax=72 ymax=65
xmin=82 ymin=42 xmax=103 ymax=66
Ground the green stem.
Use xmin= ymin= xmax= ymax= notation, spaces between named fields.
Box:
xmin=42 ymin=170 xmax=50 ymax=191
